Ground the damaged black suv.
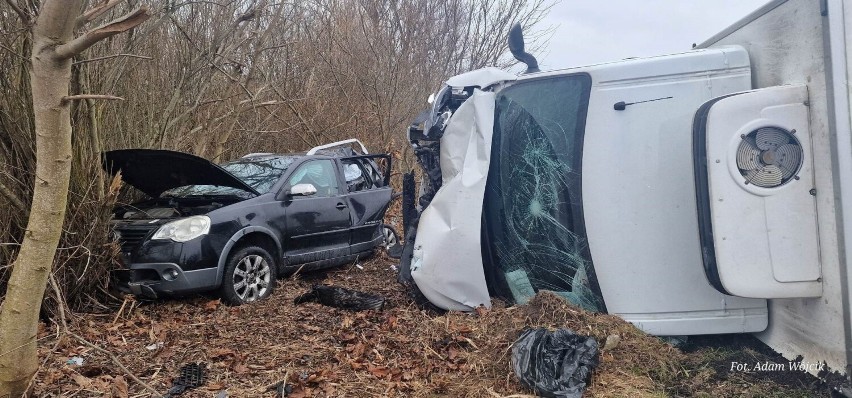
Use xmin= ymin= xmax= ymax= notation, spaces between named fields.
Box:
xmin=104 ymin=140 xmax=393 ymax=305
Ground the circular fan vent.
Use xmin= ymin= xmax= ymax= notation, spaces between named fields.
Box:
xmin=736 ymin=127 xmax=803 ymax=188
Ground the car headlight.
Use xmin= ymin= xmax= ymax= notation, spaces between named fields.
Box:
xmin=151 ymin=216 xmax=211 ymax=242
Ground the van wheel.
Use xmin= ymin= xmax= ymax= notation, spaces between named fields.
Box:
xmin=220 ymin=246 xmax=277 ymax=305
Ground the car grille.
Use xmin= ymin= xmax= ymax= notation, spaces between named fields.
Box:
xmin=114 ymin=224 xmax=158 ymax=253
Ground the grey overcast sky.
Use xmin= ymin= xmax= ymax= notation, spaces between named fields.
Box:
xmin=535 ymin=0 xmax=772 ymax=70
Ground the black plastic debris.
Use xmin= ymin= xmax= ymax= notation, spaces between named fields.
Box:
xmin=163 ymin=363 xmax=207 ymax=397
xmin=401 ymin=172 xmax=417 ymax=235
xmin=387 ymin=242 xmax=403 ymax=259
xmin=269 ymin=380 xmax=294 ymax=398
xmin=294 ymin=285 xmax=385 ymax=311
xmin=511 ymin=328 xmax=599 ymax=398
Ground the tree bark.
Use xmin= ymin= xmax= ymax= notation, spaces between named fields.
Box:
xmin=0 ymin=2 xmax=81 ymax=395
xmin=0 ymin=1 xmax=148 ymax=396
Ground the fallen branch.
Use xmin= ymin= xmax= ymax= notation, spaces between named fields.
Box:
xmin=73 ymin=53 xmax=153 ymax=65
xmin=111 ymin=296 xmax=130 ymax=325
xmin=68 ymin=332 xmax=162 ymax=397
xmin=61 ymin=94 xmax=124 ymax=102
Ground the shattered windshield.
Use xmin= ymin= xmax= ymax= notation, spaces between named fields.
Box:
xmin=163 ymin=156 xmax=296 ymax=198
xmin=482 ymin=74 xmax=603 ymax=311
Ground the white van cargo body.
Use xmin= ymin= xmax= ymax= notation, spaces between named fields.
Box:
xmin=402 ymin=0 xmax=852 ymax=381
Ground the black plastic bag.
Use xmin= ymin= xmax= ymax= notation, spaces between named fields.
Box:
xmin=511 ymin=328 xmax=599 ymax=398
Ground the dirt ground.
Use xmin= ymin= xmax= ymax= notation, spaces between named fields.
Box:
xmin=31 ymin=253 xmax=834 ymax=397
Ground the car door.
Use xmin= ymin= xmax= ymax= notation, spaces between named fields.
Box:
xmin=281 ymin=159 xmax=352 ymax=263
xmin=340 ymin=154 xmax=393 ymax=253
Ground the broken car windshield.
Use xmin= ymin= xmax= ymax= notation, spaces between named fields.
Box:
xmin=163 ymin=156 xmax=296 ymax=198
xmin=482 ymin=74 xmax=603 ymax=311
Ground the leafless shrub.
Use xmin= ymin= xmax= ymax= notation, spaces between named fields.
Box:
xmin=0 ymin=0 xmax=553 ymax=311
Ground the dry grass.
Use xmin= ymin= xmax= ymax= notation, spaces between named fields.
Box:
xmin=31 ymin=254 xmax=828 ymax=397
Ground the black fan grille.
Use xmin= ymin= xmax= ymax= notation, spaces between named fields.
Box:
xmin=735 ymin=127 xmax=803 ymax=188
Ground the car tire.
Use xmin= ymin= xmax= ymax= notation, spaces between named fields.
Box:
xmin=382 ymin=224 xmax=399 ymax=247
xmin=220 ymin=246 xmax=278 ymax=305
xmin=382 ymin=224 xmax=403 ymax=259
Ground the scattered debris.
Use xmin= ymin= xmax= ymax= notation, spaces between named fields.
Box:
xmin=603 ymin=334 xmax=620 ymax=351
xmin=294 ymin=285 xmax=385 ymax=311
xmin=32 ymin=257 xmax=831 ymax=397
xmin=66 ymin=356 xmax=84 ymax=366
xmin=511 ymin=328 xmax=599 ymax=398
xmin=269 ymin=380 xmax=294 ymax=397
xmin=163 ymin=363 xmax=207 ymax=397
xmin=146 ymin=342 xmax=164 ymax=351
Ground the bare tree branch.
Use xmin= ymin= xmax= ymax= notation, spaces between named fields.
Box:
xmin=56 ymin=6 xmax=151 ymax=60
xmin=74 ymin=0 xmax=122 ymax=29
xmin=61 ymin=94 xmax=124 ymax=102
xmin=72 ymin=53 xmax=152 ymax=65
xmin=0 ymin=179 xmax=26 ymax=214
xmin=2 ymin=0 xmax=29 ymax=22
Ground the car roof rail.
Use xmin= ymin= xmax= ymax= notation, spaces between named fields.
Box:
xmin=241 ymin=152 xmax=274 ymax=158
xmin=306 ymin=139 xmax=369 ymax=156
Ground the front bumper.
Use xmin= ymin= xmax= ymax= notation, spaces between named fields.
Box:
xmin=112 ymin=263 xmax=218 ymax=298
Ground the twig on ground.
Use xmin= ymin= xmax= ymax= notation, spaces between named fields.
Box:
xmin=112 ymin=295 xmax=130 ymax=325
xmin=68 ymin=331 xmax=162 ymax=397
xmin=27 ymin=275 xmax=71 ymax=394
xmin=290 ymin=263 xmax=307 ymax=280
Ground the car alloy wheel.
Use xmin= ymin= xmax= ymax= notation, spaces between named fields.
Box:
xmin=382 ymin=225 xmax=398 ymax=248
xmin=232 ymin=254 xmax=272 ymax=303
xmin=220 ymin=245 xmax=277 ymax=306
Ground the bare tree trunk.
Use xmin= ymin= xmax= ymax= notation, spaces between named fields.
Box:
xmin=0 ymin=3 xmax=81 ymax=394
xmin=0 ymin=1 xmax=148 ymax=395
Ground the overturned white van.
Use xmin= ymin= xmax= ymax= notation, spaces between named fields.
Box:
xmin=399 ymin=0 xmax=852 ymax=384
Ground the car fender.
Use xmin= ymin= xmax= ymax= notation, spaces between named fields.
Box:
xmin=216 ymin=226 xmax=284 ymax=285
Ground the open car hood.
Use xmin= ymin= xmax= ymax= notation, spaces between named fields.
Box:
xmin=102 ymin=149 xmax=260 ymax=197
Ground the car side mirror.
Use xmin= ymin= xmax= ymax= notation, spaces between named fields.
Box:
xmin=289 ymin=183 xmax=317 ymax=197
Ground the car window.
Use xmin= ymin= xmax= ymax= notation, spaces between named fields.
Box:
xmin=162 ymin=156 xmax=295 ymax=198
xmin=288 ymin=159 xmax=339 ymax=197
xmin=342 ymin=160 xmax=375 ymax=192
xmin=223 ymin=156 xmax=296 ymax=193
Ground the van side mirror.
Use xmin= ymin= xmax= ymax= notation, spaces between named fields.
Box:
xmin=289 ymin=183 xmax=317 ymax=197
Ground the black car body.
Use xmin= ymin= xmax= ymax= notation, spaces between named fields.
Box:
xmin=105 ymin=140 xmax=392 ymax=304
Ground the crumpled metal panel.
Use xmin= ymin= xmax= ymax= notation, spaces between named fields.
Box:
xmin=410 ymin=89 xmax=495 ymax=311
xmin=446 ymin=67 xmax=517 ymax=89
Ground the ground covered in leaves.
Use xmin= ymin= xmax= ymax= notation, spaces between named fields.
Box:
xmin=33 ymin=254 xmax=833 ymax=397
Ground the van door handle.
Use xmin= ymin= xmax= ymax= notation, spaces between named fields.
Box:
xmin=336 ymin=203 xmax=347 ymax=210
